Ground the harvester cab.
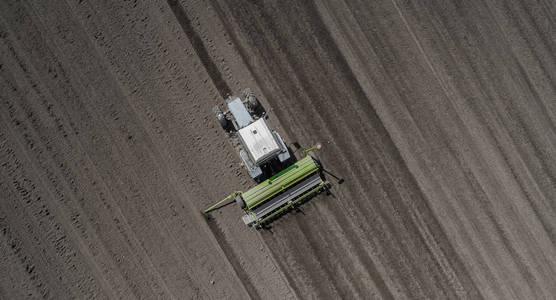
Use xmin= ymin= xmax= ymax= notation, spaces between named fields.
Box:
xmin=206 ymin=89 xmax=329 ymax=228
xmin=213 ymin=88 xmax=291 ymax=182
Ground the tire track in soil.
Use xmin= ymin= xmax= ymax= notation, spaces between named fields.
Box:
xmin=209 ymin=1 xmax=411 ymax=296
xmin=166 ymin=1 xmax=261 ymax=298
xmin=208 ymin=1 xmax=384 ymax=298
xmin=0 ymin=3 xmax=183 ymax=297
xmin=317 ymin=0 xmax=556 ymax=297
xmin=210 ymin=0 xmax=484 ymax=298
xmin=2 ymin=1 xmax=246 ymax=297
xmin=2 ymin=0 xmax=555 ymax=298
xmin=205 ymin=219 xmax=260 ymax=300
xmin=402 ymin=1 xmax=556 ymax=289
xmin=167 ymin=0 xmax=231 ymax=98
xmin=330 ymin=0 xmax=540 ymax=296
xmin=65 ymin=0 xmax=261 ymax=297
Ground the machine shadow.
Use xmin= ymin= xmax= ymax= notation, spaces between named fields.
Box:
xmin=315 ymin=157 xmax=345 ymax=186
xmin=259 ymin=184 xmax=329 ymax=232
xmin=260 ymin=158 xmax=345 ymax=232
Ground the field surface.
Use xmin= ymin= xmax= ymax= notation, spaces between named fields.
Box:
xmin=1 ymin=0 xmax=555 ymax=298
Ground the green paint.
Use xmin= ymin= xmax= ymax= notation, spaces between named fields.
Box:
xmin=242 ymin=156 xmax=319 ymax=210
xmin=268 ymin=164 xmax=298 ymax=184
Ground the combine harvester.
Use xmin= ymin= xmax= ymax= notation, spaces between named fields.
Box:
xmin=205 ymin=89 xmax=329 ymax=228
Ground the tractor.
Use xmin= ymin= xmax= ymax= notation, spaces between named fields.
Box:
xmin=206 ymin=89 xmax=329 ymax=228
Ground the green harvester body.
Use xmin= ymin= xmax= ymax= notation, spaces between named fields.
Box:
xmin=243 ymin=156 xmax=319 ymax=210
xmin=205 ymin=155 xmax=328 ymax=228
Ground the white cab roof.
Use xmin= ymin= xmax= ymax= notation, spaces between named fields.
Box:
xmin=238 ymin=118 xmax=281 ymax=165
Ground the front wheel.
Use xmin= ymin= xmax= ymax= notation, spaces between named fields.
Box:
xmin=244 ymin=88 xmax=259 ymax=110
xmin=214 ymin=106 xmax=228 ymax=129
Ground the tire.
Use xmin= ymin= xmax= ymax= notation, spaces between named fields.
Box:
xmin=214 ymin=107 xmax=228 ymax=129
xmin=244 ymin=88 xmax=259 ymax=110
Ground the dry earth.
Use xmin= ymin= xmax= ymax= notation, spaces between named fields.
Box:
xmin=1 ymin=0 xmax=555 ymax=299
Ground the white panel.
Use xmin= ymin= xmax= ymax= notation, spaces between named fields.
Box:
xmin=238 ymin=118 xmax=281 ymax=165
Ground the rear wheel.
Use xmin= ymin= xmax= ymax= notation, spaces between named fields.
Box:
xmin=214 ymin=106 xmax=228 ymax=129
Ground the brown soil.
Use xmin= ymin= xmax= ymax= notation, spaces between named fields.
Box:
xmin=1 ymin=0 xmax=555 ymax=298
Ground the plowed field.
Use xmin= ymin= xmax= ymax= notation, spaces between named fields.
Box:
xmin=1 ymin=0 xmax=555 ymax=298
